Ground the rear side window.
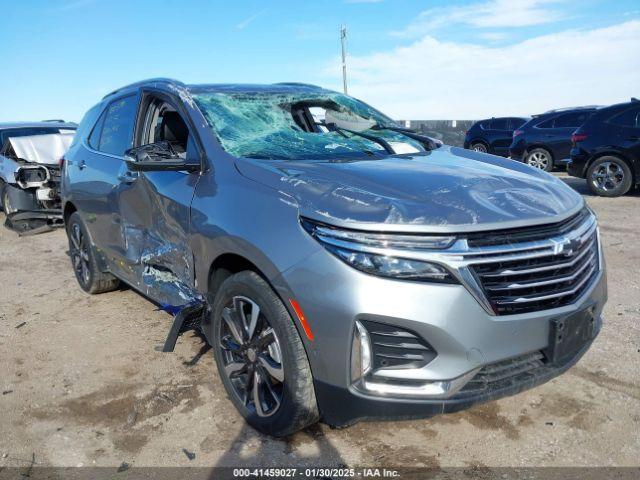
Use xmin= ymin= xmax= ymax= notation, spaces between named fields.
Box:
xmin=73 ymin=104 xmax=103 ymax=148
xmin=490 ymin=118 xmax=508 ymax=130
xmin=88 ymin=110 xmax=106 ymax=149
xmin=96 ymin=95 xmax=139 ymax=156
xmin=553 ymin=111 xmax=591 ymax=128
xmin=536 ymin=117 xmax=555 ymax=129
xmin=609 ymin=106 xmax=640 ymax=128
xmin=509 ymin=118 xmax=527 ymax=129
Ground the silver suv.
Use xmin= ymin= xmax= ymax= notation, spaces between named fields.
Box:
xmin=0 ymin=121 xmax=76 ymax=232
xmin=61 ymin=79 xmax=607 ymax=436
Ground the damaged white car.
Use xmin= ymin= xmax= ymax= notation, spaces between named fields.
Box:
xmin=0 ymin=122 xmax=76 ymax=233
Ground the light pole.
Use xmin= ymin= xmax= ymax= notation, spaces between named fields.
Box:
xmin=340 ymin=25 xmax=348 ymax=95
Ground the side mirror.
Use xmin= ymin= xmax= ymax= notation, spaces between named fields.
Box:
xmin=124 ymin=142 xmax=200 ymax=172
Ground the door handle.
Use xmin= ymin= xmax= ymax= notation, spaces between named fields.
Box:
xmin=78 ymin=160 xmax=87 ymax=170
xmin=117 ymin=170 xmax=139 ymax=184
xmin=628 ymin=135 xmax=639 ymax=141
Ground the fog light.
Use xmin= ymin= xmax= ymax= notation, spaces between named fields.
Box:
xmin=350 ymin=321 xmax=372 ymax=382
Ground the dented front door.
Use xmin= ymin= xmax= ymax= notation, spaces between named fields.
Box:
xmin=117 ymin=155 xmax=202 ymax=309
xmin=140 ymin=169 xmax=200 ymax=309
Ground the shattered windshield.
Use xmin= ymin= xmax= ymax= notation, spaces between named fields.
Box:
xmin=192 ymin=88 xmax=425 ymax=160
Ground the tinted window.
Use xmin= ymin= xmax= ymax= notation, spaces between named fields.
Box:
xmin=609 ymin=106 xmax=640 ymax=128
xmin=88 ymin=110 xmax=106 ymax=149
xmin=490 ymin=118 xmax=509 ymax=130
xmin=479 ymin=120 xmax=490 ymax=129
xmin=98 ymin=95 xmax=139 ymax=156
xmin=554 ymin=111 xmax=591 ymax=128
xmin=510 ymin=118 xmax=527 ymax=129
xmin=537 ymin=118 xmax=555 ymax=129
xmin=73 ymin=104 xmax=102 ymax=148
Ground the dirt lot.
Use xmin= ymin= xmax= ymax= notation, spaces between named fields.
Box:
xmin=0 ymin=173 xmax=638 ymax=470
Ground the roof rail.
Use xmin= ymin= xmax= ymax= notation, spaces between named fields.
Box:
xmin=42 ymin=119 xmax=66 ymax=122
xmin=542 ymin=105 xmax=602 ymax=114
xmin=274 ymin=82 xmax=323 ymax=89
xmin=103 ymin=78 xmax=185 ymax=99
xmin=632 ymin=97 xmax=639 ymax=102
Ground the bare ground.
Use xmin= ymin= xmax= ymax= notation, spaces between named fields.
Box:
xmin=0 ymin=173 xmax=638 ymax=469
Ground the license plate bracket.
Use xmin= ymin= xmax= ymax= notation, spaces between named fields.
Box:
xmin=544 ymin=308 xmax=596 ymax=364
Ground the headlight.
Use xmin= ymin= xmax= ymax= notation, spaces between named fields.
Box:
xmin=301 ymin=218 xmax=458 ymax=283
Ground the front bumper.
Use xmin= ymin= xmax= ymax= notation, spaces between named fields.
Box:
xmin=314 ymin=326 xmax=599 ymax=427
xmin=3 ymin=183 xmax=63 ymax=234
xmin=278 ymin=239 xmax=607 ymax=427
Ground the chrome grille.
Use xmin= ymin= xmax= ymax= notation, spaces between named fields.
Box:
xmin=469 ymin=220 xmax=599 ymax=315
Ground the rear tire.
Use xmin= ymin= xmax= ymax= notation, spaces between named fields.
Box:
xmin=470 ymin=142 xmax=488 ymax=153
xmin=586 ymin=156 xmax=633 ymax=197
xmin=525 ymin=148 xmax=553 ymax=172
xmin=211 ymin=271 xmax=319 ymax=437
xmin=66 ymin=212 xmax=120 ymax=294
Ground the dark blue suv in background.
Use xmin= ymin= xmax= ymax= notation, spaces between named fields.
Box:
xmin=568 ymin=98 xmax=639 ymax=197
xmin=509 ymin=107 xmax=599 ymax=171
xmin=463 ymin=117 xmax=528 ymax=156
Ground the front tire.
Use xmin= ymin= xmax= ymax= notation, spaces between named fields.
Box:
xmin=1 ymin=181 xmax=14 ymax=215
xmin=525 ymin=148 xmax=553 ymax=172
xmin=211 ymin=271 xmax=319 ymax=437
xmin=0 ymin=179 xmax=5 ymax=211
xmin=66 ymin=212 xmax=120 ymax=294
xmin=586 ymin=156 xmax=633 ymax=197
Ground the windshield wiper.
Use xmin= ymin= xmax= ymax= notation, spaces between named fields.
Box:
xmin=372 ymin=124 xmax=440 ymax=150
xmin=325 ymin=123 xmax=395 ymax=155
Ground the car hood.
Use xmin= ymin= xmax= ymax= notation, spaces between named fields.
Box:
xmin=7 ymin=133 xmax=74 ymax=165
xmin=235 ymin=146 xmax=584 ymax=233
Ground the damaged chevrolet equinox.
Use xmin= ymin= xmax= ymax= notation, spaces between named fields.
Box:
xmin=61 ymin=79 xmax=607 ymax=436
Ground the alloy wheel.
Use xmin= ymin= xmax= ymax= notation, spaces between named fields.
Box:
xmin=219 ymin=295 xmax=284 ymax=417
xmin=591 ymin=161 xmax=625 ymax=192
xmin=526 ymin=151 xmax=550 ymax=170
xmin=472 ymin=143 xmax=487 ymax=153
xmin=70 ymin=223 xmax=91 ymax=286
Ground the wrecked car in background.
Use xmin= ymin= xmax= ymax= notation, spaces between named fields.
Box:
xmin=0 ymin=121 xmax=77 ymax=233
xmin=62 ymin=79 xmax=606 ymax=437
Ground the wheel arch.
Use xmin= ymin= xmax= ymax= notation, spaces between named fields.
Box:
xmin=202 ymin=251 xmax=315 ymax=363
xmin=63 ymin=201 xmax=77 ymax=226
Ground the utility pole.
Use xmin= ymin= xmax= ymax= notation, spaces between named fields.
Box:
xmin=340 ymin=25 xmax=348 ymax=95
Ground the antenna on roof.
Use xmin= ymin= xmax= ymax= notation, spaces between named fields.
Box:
xmin=340 ymin=25 xmax=348 ymax=95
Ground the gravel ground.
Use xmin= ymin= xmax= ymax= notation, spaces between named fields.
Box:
xmin=0 ymin=173 xmax=638 ymax=470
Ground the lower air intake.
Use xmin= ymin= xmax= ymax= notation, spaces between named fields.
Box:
xmin=359 ymin=320 xmax=436 ymax=371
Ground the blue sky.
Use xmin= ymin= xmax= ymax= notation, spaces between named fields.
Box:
xmin=0 ymin=0 xmax=638 ymax=121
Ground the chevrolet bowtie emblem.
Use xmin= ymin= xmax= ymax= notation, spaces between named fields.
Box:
xmin=559 ymin=238 xmax=582 ymax=257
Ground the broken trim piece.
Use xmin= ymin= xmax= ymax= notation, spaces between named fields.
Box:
xmin=4 ymin=210 xmax=63 ymax=235
xmin=159 ymin=302 xmax=207 ymax=352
